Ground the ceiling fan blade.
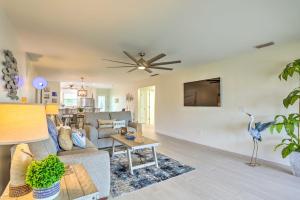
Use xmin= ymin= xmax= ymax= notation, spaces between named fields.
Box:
xmin=151 ymin=74 xmax=159 ymax=77
xmin=128 ymin=68 xmax=138 ymax=73
xmin=106 ymin=66 xmax=138 ymax=68
xmin=150 ymin=60 xmax=181 ymax=66
xmin=102 ymin=59 xmax=136 ymax=66
xmin=144 ymin=68 xmax=152 ymax=73
xmin=123 ymin=51 xmax=139 ymax=64
xmin=148 ymin=66 xmax=173 ymax=70
xmin=147 ymin=53 xmax=166 ymax=64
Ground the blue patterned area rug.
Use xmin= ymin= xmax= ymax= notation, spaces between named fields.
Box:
xmin=110 ymin=150 xmax=195 ymax=198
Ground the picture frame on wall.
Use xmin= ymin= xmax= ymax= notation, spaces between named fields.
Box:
xmin=52 ymin=98 xmax=58 ymax=103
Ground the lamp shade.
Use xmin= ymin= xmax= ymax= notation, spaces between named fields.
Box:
xmin=45 ymin=104 xmax=59 ymax=115
xmin=0 ymin=104 xmax=49 ymax=145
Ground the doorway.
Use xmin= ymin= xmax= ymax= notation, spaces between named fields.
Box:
xmin=138 ymin=86 xmax=155 ymax=125
xmin=97 ymin=96 xmax=106 ymax=111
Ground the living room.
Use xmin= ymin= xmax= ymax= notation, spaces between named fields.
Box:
xmin=1 ymin=1 xmax=300 ymax=200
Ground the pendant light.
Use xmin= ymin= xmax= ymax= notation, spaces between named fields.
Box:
xmin=77 ymin=77 xmax=87 ymax=97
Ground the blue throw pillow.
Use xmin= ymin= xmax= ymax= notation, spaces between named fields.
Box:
xmin=71 ymin=130 xmax=86 ymax=148
xmin=47 ymin=117 xmax=61 ymax=152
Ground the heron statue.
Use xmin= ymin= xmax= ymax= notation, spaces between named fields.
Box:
xmin=245 ymin=113 xmax=274 ymax=167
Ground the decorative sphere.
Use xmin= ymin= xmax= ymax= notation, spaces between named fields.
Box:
xmin=15 ymin=75 xmax=24 ymax=88
xmin=32 ymin=77 xmax=48 ymax=90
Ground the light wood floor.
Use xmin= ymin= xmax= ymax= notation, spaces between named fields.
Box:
xmin=111 ymin=128 xmax=300 ymax=200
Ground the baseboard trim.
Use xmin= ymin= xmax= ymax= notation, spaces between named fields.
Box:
xmin=155 ymin=131 xmax=292 ymax=174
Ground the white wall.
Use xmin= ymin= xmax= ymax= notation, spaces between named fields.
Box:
xmin=110 ymin=84 xmax=137 ymax=118
xmin=0 ymin=9 xmax=37 ymax=193
xmin=95 ymin=88 xmax=111 ymax=111
xmin=0 ymin=16 xmax=36 ymax=102
xmin=136 ymin=41 xmax=300 ymax=166
xmin=25 ymin=59 xmax=38 ymax=103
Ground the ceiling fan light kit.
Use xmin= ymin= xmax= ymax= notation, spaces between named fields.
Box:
xmin=104 ymin=51 xmax=181 ymax=74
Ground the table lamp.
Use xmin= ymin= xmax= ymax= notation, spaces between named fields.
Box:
xmin=45 ymin=104 xmax=61 ymax=126
xmin=45 ymin=104 xmax=59 ymax=116
xmin=0 ymin=104 xmax=49 ymax=197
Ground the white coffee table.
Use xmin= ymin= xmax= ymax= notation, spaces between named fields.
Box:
xmin=111 ymin=134 xmax=160 ymax=175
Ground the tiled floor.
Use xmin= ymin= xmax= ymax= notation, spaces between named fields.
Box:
xmin=111 ymin=125 xmax=300 ymax=200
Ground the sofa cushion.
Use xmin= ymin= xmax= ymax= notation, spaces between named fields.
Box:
xmin=57 ymin=147 xmax=97 ymax=156
xmin=57 ymin=139 xmax=97 ymax=156
xmin=81 ymin=138 xmax=96 ymax=148
xmin=109 ymin=111 xmax=132 ymax=126
xmin=98 ymin=128 xmax=118 ymax=138
xmin=28 ymin=137 xmax=58 ymax=160
xmin=85 ymin=112 xmax=110 ymax=128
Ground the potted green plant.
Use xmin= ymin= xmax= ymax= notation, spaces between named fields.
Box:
xmin=26 ymin=155 xmax=65 ymax=199
xmin=270 ymin=59 xmax=300 ymax=176
xmin=78 ymin=107 xmax=84 ymax=113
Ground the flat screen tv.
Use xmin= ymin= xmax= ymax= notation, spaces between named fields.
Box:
xmin=184 ymin=77 xmax=221 ymax=107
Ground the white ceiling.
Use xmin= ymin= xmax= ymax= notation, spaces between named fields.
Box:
xmin=1 ymin=0 xmax=300 ymax=86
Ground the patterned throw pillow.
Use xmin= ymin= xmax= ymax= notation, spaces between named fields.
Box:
xmin=71 ymin=130 xmax=86 ymax=148
xmin=97 ymin=119 xmax=114 ymax=128
xmin=46 ymin=117 xmax=61 ymax=152
xmin=113 ymin=120 xmax=126 ymax=129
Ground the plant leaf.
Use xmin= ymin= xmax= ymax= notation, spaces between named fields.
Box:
xmin=281 ymin=143 xmax=298 ymax=158
xmin=275 ymin=123 xmax=283 ymax=133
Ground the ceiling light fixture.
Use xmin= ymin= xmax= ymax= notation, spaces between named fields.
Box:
xmin=138 ymin=66 xmax=146 ymax=70
xmin=104 ymin=51 xmax=181 ymax=74
xmin=77 ymin=77 xmax=87 ymax=97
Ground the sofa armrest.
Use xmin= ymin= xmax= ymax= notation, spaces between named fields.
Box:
xmin=59 ymin=150 xmax=110 ymax=199
xmin=84 ymin=125 xmax=98 ymax=145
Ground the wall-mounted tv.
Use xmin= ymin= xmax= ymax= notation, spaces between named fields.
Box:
xmin=184 ymin=77 xmax=221 ymax=107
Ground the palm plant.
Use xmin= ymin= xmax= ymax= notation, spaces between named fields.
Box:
xmin=270 ymin=59 xmax=300 ymax=158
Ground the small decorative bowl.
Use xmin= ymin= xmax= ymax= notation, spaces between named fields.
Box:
xmin=125 ymin=134 xmax=135 ymax=140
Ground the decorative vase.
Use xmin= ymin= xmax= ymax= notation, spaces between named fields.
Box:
xmin=32 ymin=181 xmax=60 ymax=200
xmin=289 ymin=152 xmax=300 ymax=177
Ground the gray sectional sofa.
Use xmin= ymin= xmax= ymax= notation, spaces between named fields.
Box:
xmin=84 ymin=111 xmax=137 ymax=148
xmin=26 ymin=132 xmax=110 ymax=199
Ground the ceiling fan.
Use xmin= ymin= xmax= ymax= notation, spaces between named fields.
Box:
xmin=61 ymin=77 xmax=83 ymax=90
xmin=104 ymin=51 xmax=181 ymax=73
xmin=62 ymin=84 xmax=76 ymax=89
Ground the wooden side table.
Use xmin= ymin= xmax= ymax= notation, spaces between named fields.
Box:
xmin=1 ymin=164 xmax=100 ymax=200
